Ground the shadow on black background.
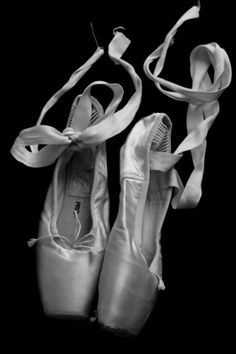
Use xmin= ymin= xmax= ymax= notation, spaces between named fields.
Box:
xmin=4 ymin=1 xmax=234 ymax=351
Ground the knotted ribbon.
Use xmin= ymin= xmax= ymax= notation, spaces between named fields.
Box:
xmin=144 ymin=4 xmax=232 ymax=208
xmin=11 ymin=30 xmax=142 ymax=167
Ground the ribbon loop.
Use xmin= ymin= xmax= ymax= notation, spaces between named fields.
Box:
xmin=144 ymin=4 xmax=232 ymax=208
xmin=11 ymin=30 xmax=142 ymax=168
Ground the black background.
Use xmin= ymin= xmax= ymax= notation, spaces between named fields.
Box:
xmin=4 ymin=0 xmax=234 ymax=351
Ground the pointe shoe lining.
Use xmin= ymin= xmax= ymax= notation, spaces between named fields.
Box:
xmin=57 ymin=149 xmax=95 ymax=244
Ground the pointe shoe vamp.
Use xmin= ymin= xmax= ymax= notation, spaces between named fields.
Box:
xmin=37 ymin=242 xmax=104 ymax=317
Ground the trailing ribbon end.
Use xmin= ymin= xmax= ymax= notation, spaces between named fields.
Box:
xmin=182 ymin=4 xmax=200 ymax=22
xmin=28 ymin=238 xmax=37 ymax=247
xmin=113 ymin=26 xmax=126 ymax=35
xmin=109 ymin=30 xmax=131 ymax=62
xmin=158 ymin=276 xmax=166 ymax=290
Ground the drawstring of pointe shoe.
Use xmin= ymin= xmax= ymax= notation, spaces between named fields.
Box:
xmin=28 ymin=207 xmax=96 ymax=249
xmin=144 ymin=3 xmax=232 ymax=208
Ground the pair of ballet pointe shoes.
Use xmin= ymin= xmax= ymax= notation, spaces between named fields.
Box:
xmin=10 ymin=4 xmax=231 ymax=336
xmin=39 ymin=111 xmax=174 ymax=336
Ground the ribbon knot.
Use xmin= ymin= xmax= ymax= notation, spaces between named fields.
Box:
xmin=10 ymin=29 xmax=142 ymax=168
xmin=62 ymin=127 xmax=77 ymax=137
xmin=63 ymin=127 xmax=82 ymax=142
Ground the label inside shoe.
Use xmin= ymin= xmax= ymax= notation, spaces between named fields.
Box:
xmin=69 ymin=173 xmax=93 ymax=196
xmin=68 ymin=149 xmax=95 ymax=197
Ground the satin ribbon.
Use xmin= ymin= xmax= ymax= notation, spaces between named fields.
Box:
xmin=144 ymin=4 xmax=232 ymax=208
xmin=11 ymin=30 xmax=142 ymax=168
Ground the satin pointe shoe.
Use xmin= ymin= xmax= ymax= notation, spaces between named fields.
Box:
xmin=35 ymin=96 xmax=108 ymax=319
xmin=10 ymin=30 xmax=142 ymax=318
xmin=97 ymin=113 xmax=181 ymax=335
xmin=97 ymin=4 xmax=232 ymax=335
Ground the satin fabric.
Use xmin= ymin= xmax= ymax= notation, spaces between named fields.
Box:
xmin=98 ymin=4 xmax=232 ymax=335
xmin=143 ymin=4 xmax=232 ymax=208
xmin=37 ymin=137 xmax=109 ymax=317
xmin=98 ymin=114 xmax=181 ymax=335
xmin=10 ymin=30 xmax=142 ymax=318
xmin=11 ymin=32 xmax=142 ymax=167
